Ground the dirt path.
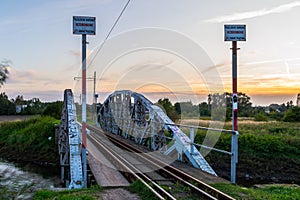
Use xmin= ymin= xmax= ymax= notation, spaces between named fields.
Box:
xmin=0 ymin=115 xmax=35 ymax=123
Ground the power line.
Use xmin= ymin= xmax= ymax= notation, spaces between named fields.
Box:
xmin=89 ymin=0 xmax=131 ymax=65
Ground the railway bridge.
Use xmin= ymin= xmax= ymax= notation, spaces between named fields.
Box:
xmin=57 ymin=89 xmax=238 ymax=199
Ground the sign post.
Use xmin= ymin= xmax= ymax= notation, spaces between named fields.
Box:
xmin=73 ymin=16 xmax=96 ymax=188
xmin=224 ymin=24 xmax=246 ymax=183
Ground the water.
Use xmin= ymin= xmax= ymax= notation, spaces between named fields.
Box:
xmin=0 ymin=160 xmax=60 ymax=199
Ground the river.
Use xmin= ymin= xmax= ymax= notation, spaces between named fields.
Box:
xmin=0 ymin=159 xmax=61 ymax=199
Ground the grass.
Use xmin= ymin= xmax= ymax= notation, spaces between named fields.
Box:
xmin=32 ymin=180 xmax=300 ymax=200
xmin=180 ymin=119 xmax=300 ymax=184
xmin=0 ymin=116 xmax=60 ymax=164
xmin=211 ymin=183 xmax=300 ymax=200
xmin=128 ymin=180 xmax=159 ymax=200
xmin=193 ymin=121 xmax=300 ymax=159
xmin=1 ymin=116 xmax=299 ymax=199
xmin=33 ymin=186 xmax=102 ymax=200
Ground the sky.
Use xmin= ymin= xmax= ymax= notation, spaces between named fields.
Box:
xmin=0 ymin=0 xmax=300 ymax=106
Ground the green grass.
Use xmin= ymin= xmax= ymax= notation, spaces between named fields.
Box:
xmin=212 ymin=183 xmax=300 ymax=200
xmin=187 ymin=120 xmax=300 ymax=184
xmin=33 ymin=187 xmax=102 ymax=200
xmin=193 ymin=120 xmax=300 ymax=160
xmin=0 ymin=116 xmax=60 ymax=164
xmin=128 ymin=180 xmax=158 ymax=200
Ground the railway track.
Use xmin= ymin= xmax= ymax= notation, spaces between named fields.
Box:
xmin=87 ymin=124 xmax=235 ymax=200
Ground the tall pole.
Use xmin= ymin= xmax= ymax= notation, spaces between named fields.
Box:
xmin=73 ymin=15 xmax=95 ymax=189
xmin=225 ymin=24 xmax=245 ymax=184
xmin=93 ymin=71 xmax=96 ymax=105
xmin=231 ymin=40 xmax=239 ymax=184
xmin=232 ymin=41 xmax=238 ymax=132
xmin=82 ymin=34 xmax=87 ymax=188
xmin=93 ymin=71 xmax=97 ymax=125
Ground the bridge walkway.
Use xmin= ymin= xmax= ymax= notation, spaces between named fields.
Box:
xmin=86 ymin=134 xmax=130 ymax=187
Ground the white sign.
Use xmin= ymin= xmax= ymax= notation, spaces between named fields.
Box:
xmin=224 ymin=25 xmax=246 ymax=41
xmin=73 ymin=16 xmax=96 ymax=35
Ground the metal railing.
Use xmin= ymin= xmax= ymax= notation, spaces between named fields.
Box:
xmin=98 ymin=115 xmax=238 ymax=183
xmin=165 ymin=123 xmax=238 ymax=184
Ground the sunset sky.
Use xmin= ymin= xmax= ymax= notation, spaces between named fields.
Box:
xmin=0 ymin=0 xmax=299 ymax=106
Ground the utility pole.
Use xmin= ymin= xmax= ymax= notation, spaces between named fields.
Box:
xmin=93 ymin=71 xmax=99 ymax=125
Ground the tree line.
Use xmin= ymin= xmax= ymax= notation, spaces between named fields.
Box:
xmin=0 ymin=91 xmax=299 ymax=122
xmin=1 ymin=60 xmax=298 ymax=122
xmin=0 ymin=92 xmax=63 ymax=118
xmin=156 ymin=92 xmax=300 ymax=122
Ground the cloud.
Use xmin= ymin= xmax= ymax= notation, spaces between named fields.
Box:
xmin=69 ymin=48 xmax=94 ymax=58
xmin=5 ymin=66 xmax=71 ymax=89
xmin=6 ymin=67 xmax=39 ymax=84
xmin=243 ymin=57 xmax=300 ymax=66
xmin=204 ymin=1 xmax=300 ymax=23
xmin=4 ymin=89 xmax=64 ymax=102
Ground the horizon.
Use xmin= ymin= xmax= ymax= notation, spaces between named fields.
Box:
xmin=1 ymin=90 xmax=298 ymax=107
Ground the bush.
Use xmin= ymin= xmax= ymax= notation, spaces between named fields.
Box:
xmin=282 ymin=107 xmax=300 ymax=122
xmin=254 ymin=112 xmax=268 ymax=122
xmin=42 ymin=101 xmax=63 ymax=119
xmin=0 ymin=116 xmax=60 ymax=164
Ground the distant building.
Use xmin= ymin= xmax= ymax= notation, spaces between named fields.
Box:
xmin=265 ymin=107 xmax=270 ymax=114
xmin=16 ymin=104 xmax=27 ymax=113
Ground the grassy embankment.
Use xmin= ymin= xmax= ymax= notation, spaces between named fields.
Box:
xmin=33 ymin=186 xmax=102 ymax=200
xmin=183 ymin=119 xmax=300 ymax=185
xmin=0 ymin=116 xmax=299 ymax=199
xmin=0 ymin=116 xmax=59 ymax=165
xmin=33 ymin=180 xmax=300 ymax=200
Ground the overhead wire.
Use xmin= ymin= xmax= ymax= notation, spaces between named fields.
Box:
xmin=89 ymin=0 xmax=131 ymax=66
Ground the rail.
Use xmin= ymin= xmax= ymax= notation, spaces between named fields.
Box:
xmin=88 ymin=125 xmax=235 ymax=200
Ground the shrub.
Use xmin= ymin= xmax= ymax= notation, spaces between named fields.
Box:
xmin=282 ymin=107 xmax=300 ymax=122
xmin=254 ymin=112 xmax=268 ymax=122
xmin=42 ymin=101 xmax=63 ymax=119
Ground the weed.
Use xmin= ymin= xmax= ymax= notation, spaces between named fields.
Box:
xmin=128 ymin=180 xmax=158 ymax=200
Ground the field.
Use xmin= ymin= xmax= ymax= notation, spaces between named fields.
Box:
xmin=0 ymin=116 xmax=299 ymax=199
xmin=0 ymin=115 xmax=35 ymax=123
xmin=180 ymin=118 xmax=300 ymax=186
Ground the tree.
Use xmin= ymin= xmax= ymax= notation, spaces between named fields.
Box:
xmin=42 ymin=101 xmax=63 ymax=119
xmin=237 ymin=92 xmax=253 ymax=117
xmin=173 ymin=101 xmax=198 ymax=118
xmin=174 ymin=102 xmax=181 ymax=115
xmin=282 ymin=107 xmax=300 ymax=122
xmin=0 ymin=61 xmax=9 ymax=87
xmin=208 ymin=92 xmax=253 ymax=120
xmin=286 ymin=100 xmax=294 ymax=109
xmin=0 ymin=93 xmax=15 ymax=115
xmin=208 ymin=93 xmax=230 ymax=121
xmin=156 ymin=98 xmax=179 ymax=121
xmin=21 ymin=98 xmax=44 ymax=115
xmin=199 ymin=102 xmax=210 ymax=116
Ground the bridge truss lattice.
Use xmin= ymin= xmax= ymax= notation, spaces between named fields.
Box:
xmin=98 ymin=90 xmax=217 ymax=175
xmin=58 ymin=89 xmax=83 ymax=189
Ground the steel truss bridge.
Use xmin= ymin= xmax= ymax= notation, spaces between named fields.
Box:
xmin=57 ymin=89 xmax=238 ymax=189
